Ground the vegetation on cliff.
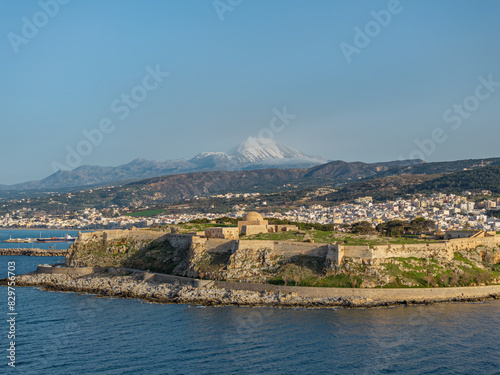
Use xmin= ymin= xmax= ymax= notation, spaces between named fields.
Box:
xmin=66 ymin=229 xmax=500 ymax=289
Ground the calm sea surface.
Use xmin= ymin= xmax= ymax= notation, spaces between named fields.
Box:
xmin=0 ymin=229 xmax=81 ymax=250
xmin=0 ymin=230 xmax=499 ymax=374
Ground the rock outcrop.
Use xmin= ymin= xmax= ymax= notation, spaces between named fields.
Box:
xmin=7 ymin=269 xmax=500 ymax=309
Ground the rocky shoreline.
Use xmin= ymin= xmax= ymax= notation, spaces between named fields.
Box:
xmin=5 ymin=269 xmax=500 ymax=309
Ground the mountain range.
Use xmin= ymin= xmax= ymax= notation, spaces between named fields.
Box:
xmin=3 ymin=136 xmax=499 ymax=205
xmin=1 ymin=137 xmax=328 ymax=191
xmin=4 ymin=160 xmax=500 ymax=214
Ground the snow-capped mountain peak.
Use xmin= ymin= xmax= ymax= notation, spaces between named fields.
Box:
xmin=190 ymin=152 xmax=230 ymax=161
xmin=229 ymin=137 xmax=309 ymax=163
xmin=187 ymin=137 xmax=326 ymax=171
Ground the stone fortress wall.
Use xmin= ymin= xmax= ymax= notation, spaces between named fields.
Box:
xmin=346 ymin=234 xmax=500 ymax=262
xmin=78 ymin=229 xmax=167 ymax=243
xmin=74 ymin=228 xmax=500 ymax=269
xmin=191 ymin=233 xmax=500 ymax=266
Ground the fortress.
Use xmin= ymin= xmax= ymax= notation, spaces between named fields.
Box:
xmin=72 ymin=222 xmax=500 ymax=278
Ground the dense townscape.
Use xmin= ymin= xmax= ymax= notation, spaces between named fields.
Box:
xmin=1 ymin=193 xmax=499 ymax=232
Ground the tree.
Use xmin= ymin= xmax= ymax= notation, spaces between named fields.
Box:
xmin=350 ymin=221 xmax=376 ymax=234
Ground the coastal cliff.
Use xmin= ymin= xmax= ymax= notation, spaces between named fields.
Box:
xmin=64 ymin=229 xmax=500 ymax=289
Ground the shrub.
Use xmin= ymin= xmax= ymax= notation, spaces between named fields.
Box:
xmin=268 ymin=277 xmax=285 ymax=285
xmin=439 ymin=274 xmax=450 ymax=287
xmin=459 ymin=272 xmax=474 ymax=286
xmin=450 ymin=273 xmax=460 ymax=286
xmin=475 ymin=272 xmax=492 ymax=284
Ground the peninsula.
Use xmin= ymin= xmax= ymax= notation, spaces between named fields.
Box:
xmin=7 ymin=212 xmax=500 ymax=308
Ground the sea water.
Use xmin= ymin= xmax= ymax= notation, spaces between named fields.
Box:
xmin=0 ymin=231 xmax=499 ymax=374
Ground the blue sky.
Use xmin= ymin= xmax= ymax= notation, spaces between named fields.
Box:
xmin=1 ymin=0 xmax=499 ymax=184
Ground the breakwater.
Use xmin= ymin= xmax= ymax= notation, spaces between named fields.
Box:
xmin=0 ymin=248 xmax=68 ymax=256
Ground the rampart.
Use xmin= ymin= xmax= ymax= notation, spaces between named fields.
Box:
xmin=130 ymin=268 xmax=500 ymax=301
xmin=343 ymin=236 xmax=500 ymax=262
xmin=77 ymin=229 xmax=166 ymax=243
xmin=74 ymin=230 xmax=500 ymax=267
xmin=35 ymin=266 xmax=500 ymax=305
xmin=165 ymin=234 xmax=194 ymax=249
xmin=37 ymin=265 xmax=102 ymax=276
xmin=204 ymin=238 xmax=238 ymax=253
xmin=212 ymin=279 xmax=500 ymax=302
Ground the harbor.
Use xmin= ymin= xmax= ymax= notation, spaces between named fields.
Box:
xmin=3 ymin=233 xmax=76 ymax=244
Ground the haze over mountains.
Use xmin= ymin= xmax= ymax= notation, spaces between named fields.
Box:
xmin=1 ymin=138 xmax=328 ymax=191
xmin=2 ymin=136 xmax=499 ymax=197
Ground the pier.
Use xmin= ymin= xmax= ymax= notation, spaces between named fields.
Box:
xmin=3 ymin=237 xmax=36 ymax=243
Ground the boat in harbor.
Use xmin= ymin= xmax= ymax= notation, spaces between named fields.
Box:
xmin=36 ymin=234 xmax=76 ymax=243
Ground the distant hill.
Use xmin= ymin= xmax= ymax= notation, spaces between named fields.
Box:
xmin=317 ymin=174 xmax=438 ymax=203
xmin=6 ymin=159 xmax=197 ymax=191
xmin=409 ymin=165 xmax=500 ymax=194
xmin=379 ymin=157 xmax=500 ymax=177
xmin=4 ymin=161 xmax=500 ymax=213
xmin=304 ymin=159 xmax=424 ymax=180
xmin=320 ymin=165 xmax=500 ymax=203
xmin=127 ymin=168 xmax=309 ymax=202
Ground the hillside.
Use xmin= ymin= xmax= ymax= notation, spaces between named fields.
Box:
xmin=3 ymin=160 xmax=500 ymax=214
xmin=380 ymin=157 xmax=500 ymax=177
xmin=320 ymin=174 xmax=438 ymax=202
xmin=304 ymin=159 xmax=423 ymax=180
xmin=410 ymin=165 xmax=500 ymax=194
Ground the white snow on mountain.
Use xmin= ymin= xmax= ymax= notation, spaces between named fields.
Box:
xmin=2 ymin=138 xmax=328 ymax=190
xmin=228 ymin=137 xmax=311 ymax=163
xmin=189 ymin=137 xmax=326 ymax=169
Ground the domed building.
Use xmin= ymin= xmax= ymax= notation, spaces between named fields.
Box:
xmin=238 ymin=211 xmax=269 ymax=235
xmin=205 ymin=211 xmax=298 ymax=239
xmin=243 ymin=211 xmax=265 ymax=222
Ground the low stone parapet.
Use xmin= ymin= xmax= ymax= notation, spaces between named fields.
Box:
xmin=36 ymin=265 xmax=102 ymax=277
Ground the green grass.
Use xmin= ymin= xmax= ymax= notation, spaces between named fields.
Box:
xmin=248 ymin=230 xmax=443 ymax=247
xmin=453 ymin=252 xmax=482 ymax=269
xmin=388 ymin=237 xmax=442 ymax=244
xmin=245 ymin=230 xmax=386 ymax=247
xmin=379 ymin=254 xmax=500 ymax=288
xmin=176 ymin=223 xmax=236 ymax=232
xmin=268 ymin=273 xmax=362 ymax=288
xmin=246 ymin=231 xmax=302 ymax=241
